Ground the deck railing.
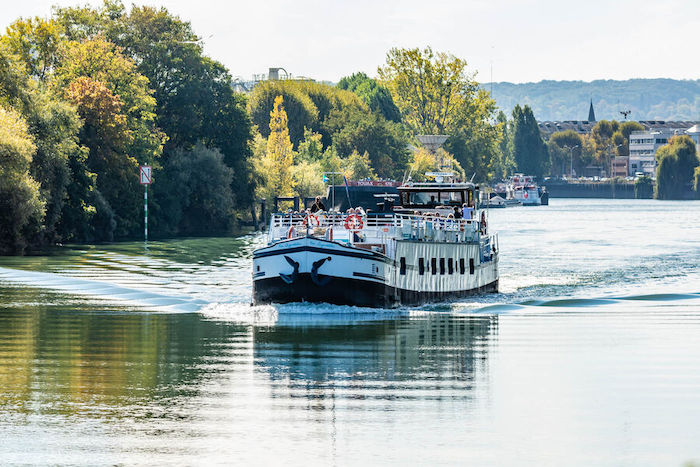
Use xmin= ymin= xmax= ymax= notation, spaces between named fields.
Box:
xmin=268 ymin=212 xmax=495 ymax=247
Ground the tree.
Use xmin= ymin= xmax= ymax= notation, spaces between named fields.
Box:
xmin=634 ymin=175 xmax=653 ymax=199
xmin=153 ymin=144 xmax=235 ymax=235
xmin=408 ymin=148 xmax=464 ymax=182
xmin=1 ymin=17 xmax=63 ymax=80
xmin=378 ymin=47 xmax=502 ymax=181
xmin=325 ymin=107 xmax=410 ymax=179
xmin=343 ymin=151 xmax=376 ymax=180
xmin=512 ymin=104 xmax=549 ymax=179
xmin=378 ymin=46 xmax=474 ymax=134
xmin=655 ymin=135 xmax=699 ymax=200
xmin=247 ymin=81 xmax=319 ymax=147
xmin=591 ymin=120 xmax=620 ymax=160
xmin=254 ymin=96 xmax=295 ymax=201
xmin=694 ymin=166 xmax=700 ymax=198
xmin=0 ymin=106 xmax=45 ymax=254
xmin=296 ymin=128 xmax=324 ymax=163
xmin=338 ymin=72 xmax=401 ymax=123
xmin=291 ymin=161 xmax=324 ymax=200
xmin=54 ymin=2 xmax=255 ymax=218
xmin=547 ymin=130 xmax=586 ymax=177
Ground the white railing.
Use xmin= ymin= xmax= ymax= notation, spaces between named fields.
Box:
xmin=268 ymin=212 xmax=490 ymax=245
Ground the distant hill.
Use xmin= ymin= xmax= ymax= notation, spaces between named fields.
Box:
xmin=485 ymin=79 xmax=700 ymax=122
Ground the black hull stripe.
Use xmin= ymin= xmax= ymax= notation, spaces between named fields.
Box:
xmin=252 ymin=274 xmax=498 ymax=308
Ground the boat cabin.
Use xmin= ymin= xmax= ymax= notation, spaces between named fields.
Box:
xmin=397 ymin=182 xmax=478 ymax=211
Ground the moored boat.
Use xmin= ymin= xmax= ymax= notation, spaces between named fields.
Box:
xmin=252 ymin=178 xmax=499 ymax=308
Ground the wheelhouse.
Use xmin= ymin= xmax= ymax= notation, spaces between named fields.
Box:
xmin=397 ymin=182 xmax=478 ymax=210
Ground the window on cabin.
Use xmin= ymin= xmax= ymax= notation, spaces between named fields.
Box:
xmin=400 ymin=257 xmax=406 ymax=275
xmin=448 ymin=258 xmax=454 ymax=274
xmin=440 ymin=258 xmax=445 ymax=275
xmin=459 ymin=258 xmax=465 ymax=274
xmin=469 ymin=258 xmax=475 ymax=275
xmin=419 ymin=258 xmax=425 ymax=275
xmin=431 ymin=258 xmax=437 ymax=275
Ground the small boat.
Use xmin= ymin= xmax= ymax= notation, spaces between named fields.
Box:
xmin=252 ymin=178 xmax=499 ymax=308
xmin=511 ymin=174 xmax=542 ymax=206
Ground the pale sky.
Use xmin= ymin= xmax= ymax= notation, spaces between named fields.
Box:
xmin=2 ymin=0 xmax=698 ymax=84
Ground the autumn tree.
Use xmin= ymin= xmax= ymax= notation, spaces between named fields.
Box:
xmin=254 ymin=96 xmax=295 ymax=201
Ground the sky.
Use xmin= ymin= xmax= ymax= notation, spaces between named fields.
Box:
xmin=2 ymin=0 xmax=698 ymax=84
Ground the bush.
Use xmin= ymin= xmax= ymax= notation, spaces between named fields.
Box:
xmin=634 ymin=175 xmax=653 ymax=199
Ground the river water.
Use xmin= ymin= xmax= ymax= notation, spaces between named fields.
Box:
xmin=1 ymin=199 xmax=699 ymax=466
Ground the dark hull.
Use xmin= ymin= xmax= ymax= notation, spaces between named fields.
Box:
xmin=253 ymin=274 xmax=499 ymax=309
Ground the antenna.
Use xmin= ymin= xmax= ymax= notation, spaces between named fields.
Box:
xmin=620 ymin=110 xmax=631 ymax=120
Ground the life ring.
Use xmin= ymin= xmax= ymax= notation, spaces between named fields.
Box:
xmin=344 ymin=214 xmax=364 ymax=231
xmin=287 ymin=226 xmax=295 ymax=239
xmin=480 ymin=211 xmax=487 ymax=234
xmin=304 ymin=214 xmax=320 ymax=228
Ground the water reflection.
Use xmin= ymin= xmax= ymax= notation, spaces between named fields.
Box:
xmin=253 ymin=314 xmax=498 ymax=400
xmin=0 ymin=290 xmax=246 ymax=421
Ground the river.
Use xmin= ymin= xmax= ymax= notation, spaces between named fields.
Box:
xmin=1 ymin=199 xmax=699 ymax=466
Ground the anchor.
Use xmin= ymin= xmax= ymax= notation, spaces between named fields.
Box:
xmin=311 ymin=256 xmax=332 ymax=286
xmin=279 ymin=255 xmax=299 ymax=284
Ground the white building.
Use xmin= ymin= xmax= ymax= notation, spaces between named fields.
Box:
xmin=628 ymin=126 xmax=700 ymax=177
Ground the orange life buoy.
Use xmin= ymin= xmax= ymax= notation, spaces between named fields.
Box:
xmin=344 ymin=214 xmax=364 ymax=231
xmin=287 ymin=226 xmax=295 ymax=239
xmin=304 ymin=214 xmax=320 ymax=228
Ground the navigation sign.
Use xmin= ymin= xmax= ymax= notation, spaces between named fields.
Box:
xmin=139 ymin=165 xmax=153 ymax=185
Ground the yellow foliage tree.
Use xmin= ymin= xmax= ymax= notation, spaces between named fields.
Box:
xmin=254 ymin=95 xmax=295 ymax=200
xmin=408 ymin=148 xmax=465 ymax=181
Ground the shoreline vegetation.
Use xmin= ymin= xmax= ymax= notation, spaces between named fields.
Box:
xmin=1 ymin=1 xmax=699 ymax=255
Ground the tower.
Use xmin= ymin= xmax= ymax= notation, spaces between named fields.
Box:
xmin=588 ymin=99 xmax=596 ymax=122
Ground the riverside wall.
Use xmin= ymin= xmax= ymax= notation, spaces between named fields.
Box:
xmin=545 ymin=182 xmax=639 ymax=199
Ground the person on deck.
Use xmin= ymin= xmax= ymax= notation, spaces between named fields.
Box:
xmin=310 ymin=196 xmax=326 ymax=213
xmin=462 ymin=203 xmax=475 ymax=220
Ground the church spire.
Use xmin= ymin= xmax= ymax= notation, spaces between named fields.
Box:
xmin=588 ymin=99 xmax=596 ymax=122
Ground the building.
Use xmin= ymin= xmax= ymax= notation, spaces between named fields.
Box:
xmin=613 ymin=156 xmax=629 ymax=178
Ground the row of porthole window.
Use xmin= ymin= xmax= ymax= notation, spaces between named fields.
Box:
xmin=399 ymin=257 xmax=475 ymax=276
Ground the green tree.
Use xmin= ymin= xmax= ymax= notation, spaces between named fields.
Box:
xmin=296 ymin=128 xmax=324 ymax=163
xmin=548 ymin=130 xmax=585 ymax=177
xmin=153 ymin=144 xmax=235 ymax=235
xmin=0 ymin=42 xmax=86 ymax=245
xmin=291 ymin=161 xmax=324 ymax=200
xmin=325 ymin=107 xmax=410 ymax=179
xmin=1 ymin=17 xmax=63 ymax=80
xmin=378 ymin=46 xmax=474 ymax=134
xmin=247 ymin=80 xmax=319 ymax=147
xmin=591 ymin=120 xmax=620 ymax=160
xmin=0 ymin=106 xmax=45 ymax=254
xmin=634 ymin=175 xmax=654 ymax=199
xmin=655 ymin=135 xmax=699 ymax=199
xmin=694 ymin=166 xmax=700 ymax=197
xmin=343 ymin=151 xmax=377 ymax=180
xmin=512 ymin=104 xmax=549 ymax=179
xmin=337 ymin=72 xmax=401 ymax=122
xmin=408 ymin=148 xmax=464 ymax=182
xmin=379 ymin=47 xmax=501 ymax=181
xmin=54 ymin=2 xmax=255 ymax=222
